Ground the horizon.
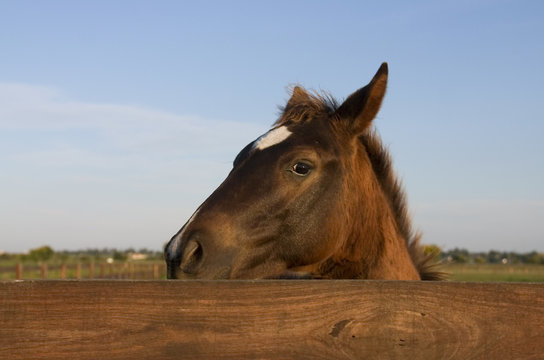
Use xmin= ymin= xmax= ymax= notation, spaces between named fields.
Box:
xmin=2 ymin=245 xmax=544 ymax=256
xmin=1 ymin=1 xmax=543 ymax=253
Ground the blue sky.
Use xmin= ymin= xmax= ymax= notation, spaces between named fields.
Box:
xmin=0 ymin=0 xmax=543 ymax=252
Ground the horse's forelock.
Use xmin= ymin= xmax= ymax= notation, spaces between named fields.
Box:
xmin=275 ymin=87 xmax=339 ymax=126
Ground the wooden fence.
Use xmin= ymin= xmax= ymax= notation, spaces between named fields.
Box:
xmin=0 ymin=262 xmax=165 ymax=280
xmin=1 ymin=280 xmax=543 ymax=359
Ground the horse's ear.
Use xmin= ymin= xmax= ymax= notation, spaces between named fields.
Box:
xmin=335 ymin=62 xmax=388 ymax=135
xmin=286 ymin=86 xmax=311 ymax=108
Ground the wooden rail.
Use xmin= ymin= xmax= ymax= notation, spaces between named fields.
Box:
xmin=1 ymin=280 xmax=543 ymax=359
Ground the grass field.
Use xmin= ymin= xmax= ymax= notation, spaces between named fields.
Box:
xmin=1 ymin=260 xmax=544 ymax=282
xmin=441 ymin=263 xmax=544 ymax=282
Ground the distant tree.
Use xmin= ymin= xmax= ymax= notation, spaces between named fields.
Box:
xmin=454 ymin=253 xmax=468 ymax=263
xmin=57 ymin=252 xmax=69 ymax=263
xmin=507 ymin=252 xmax=521 ymax=264
xmin=0 ymin=252 xmax=15 ymax=261
xmin=28 ymin=246 xmax=54 ymax=262
xmin=113 ymin=251 xmax=127 ymax=261
xmin=447 ymin=248 xmax=470 ymax=264
xmin=487 ymin=250 xmax=502 ymax=264
xmin=422 ymin=244 xmax=442 ymax=263
xmin=525 ymin=251 xmax=543 ymax=264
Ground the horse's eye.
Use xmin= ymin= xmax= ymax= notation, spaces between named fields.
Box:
xmin=291 ymin=162 xmax=312 ymax=176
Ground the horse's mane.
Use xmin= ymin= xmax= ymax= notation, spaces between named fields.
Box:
xmin=275 ymin=86 xmax=339 ymax=126
xmin=360 ymin=132 xmax=444 ymax=280
xmin=277 ymin=88 xmax=443 ymax=280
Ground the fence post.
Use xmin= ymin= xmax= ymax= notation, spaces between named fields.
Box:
xmin=40 ymin=263 xmax=47 ymax=279
xmin=89 ymin=262 xmax=94 ymax=279
xmin=76 ymin=263 xmax=81 ymax=279
xmin=100 ymin=263 xmax=105 ymax=278
xmin=109 ymin=263 xmax=113 ymax=279
xmin=153 ymin=264 xmax=159 ymax=279
xmin=15 ymin=263 xmax=23 ymax=280
xmin=130 ymin=263 xmax=135 ymax=279
xmin=60 ymin=264 xmax=66 ymax=279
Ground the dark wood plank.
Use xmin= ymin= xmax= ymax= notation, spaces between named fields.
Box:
xmin=1 ymin=280 xmax=543 ymax=359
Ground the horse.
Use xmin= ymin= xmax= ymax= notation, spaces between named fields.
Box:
xmin=165 ymin=63 xmax=442 ymax=280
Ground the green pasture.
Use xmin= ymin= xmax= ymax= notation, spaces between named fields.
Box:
xmin=441 ymin=263 xmax=544 ymax=282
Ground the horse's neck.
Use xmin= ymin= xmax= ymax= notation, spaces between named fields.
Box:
xmin=327 ymin=152 xmax=421 ymax=280
xmin=364 ymin=213 xmax=421 ymax=280
xmin=343 ymin=197 xmax=420 ymax=280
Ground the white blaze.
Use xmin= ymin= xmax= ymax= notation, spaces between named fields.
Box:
xmin=255 ymin=126 xmax=292 ymax=150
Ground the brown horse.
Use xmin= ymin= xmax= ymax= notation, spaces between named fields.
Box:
xmin=165 ymin=63 xmax=442 ymax=280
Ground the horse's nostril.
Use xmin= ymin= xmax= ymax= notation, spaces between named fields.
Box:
xmin=180 ymin=239 xmax=203 ymax=274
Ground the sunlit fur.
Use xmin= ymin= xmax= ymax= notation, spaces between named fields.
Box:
xmin=276 ymin=91 xmax=442 ymax=280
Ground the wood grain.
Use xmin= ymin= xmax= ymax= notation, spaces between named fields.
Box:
xmin=1 ymin=280 xmax=543 ymax=359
